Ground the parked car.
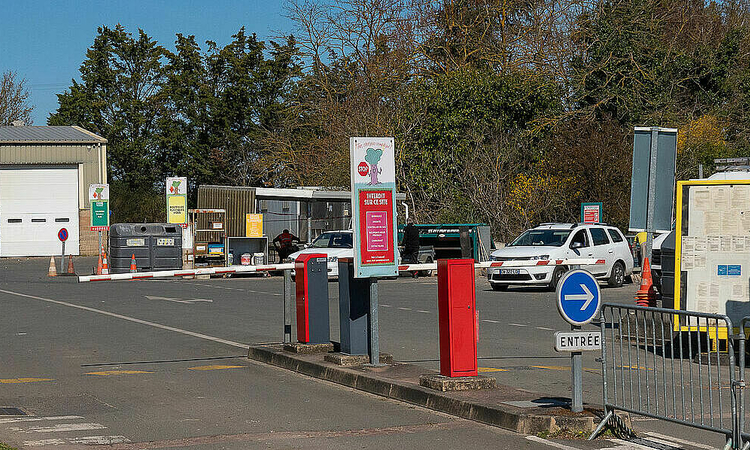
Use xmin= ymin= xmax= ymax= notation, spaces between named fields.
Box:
xmin=487 ymin=223 xmax=634 ymax=291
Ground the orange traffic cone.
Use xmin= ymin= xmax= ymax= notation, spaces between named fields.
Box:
xmin=130 ymin=254 xmax=137 ymax=273
xmin=97 ymin=253 xmax=103 ymax=275
xmin=102 ymin=253 xmax=109 ymax=275
xmin=66 ymin=255 xmax=75 ymax=275
xmin=48 ymin=256 xmax=57 ymax=277
xmin=635 ymin=257 xmax=656 ymax=307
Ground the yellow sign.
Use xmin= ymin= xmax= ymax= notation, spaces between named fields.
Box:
xmin=246 ymin=213 xmax=263 ymax=237
xmin=167 ymin=195 xmax=187 ymax=224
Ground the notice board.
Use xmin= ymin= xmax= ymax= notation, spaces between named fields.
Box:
xmin=675 ymin=180 xmax=750 ymax=333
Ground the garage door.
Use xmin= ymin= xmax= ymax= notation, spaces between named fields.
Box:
xmin=0 ymin=166 xmax=80 ymax=257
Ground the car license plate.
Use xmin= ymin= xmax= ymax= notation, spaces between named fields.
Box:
xmin=500 ymin=269 xmax=521 ymax=275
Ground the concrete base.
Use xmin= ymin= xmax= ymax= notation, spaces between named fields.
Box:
xmin=324 ymin=352 xmax=394 ymax=366
xmin=419 ymin=374 xmax=497 ymax=392
xmin=283 ymin=342 xmax=334 ymax=354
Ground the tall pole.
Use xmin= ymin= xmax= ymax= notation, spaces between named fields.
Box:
xmin=645 ymin=127 xmax=659 ymax=261
xmin=369 ymin=278 xmax=381 ymax=365
xmin=571 ymin=324 xmax=583 ymax=412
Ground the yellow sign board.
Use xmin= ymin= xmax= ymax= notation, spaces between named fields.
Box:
xmin=246 ymin=213 xmax=263 ymax=237
xmin=167 ymin=195 xmax=187 ymax=224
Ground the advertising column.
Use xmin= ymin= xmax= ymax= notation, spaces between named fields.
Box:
xmin=166 ymin=177 xmax=188 ymax=225
xmin=350 ymin=137 xmax=398 ymax=279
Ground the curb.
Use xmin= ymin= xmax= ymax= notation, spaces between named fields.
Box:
xmin=247 ymin=344 xmax=601 ymax=435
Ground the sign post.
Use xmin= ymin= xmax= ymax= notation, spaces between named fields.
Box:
xmin=166 ymin=177 xmax=188 ymax=226
xmin=89 ymin=184 xmax=110 ymax=255
xmin=556 ymin=269 xmax=602 ymax=413
xmin=350 ymin=137 xmax=398 ymax=365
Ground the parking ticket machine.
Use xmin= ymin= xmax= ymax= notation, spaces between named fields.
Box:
xmin=295 ymin=253 xmax=330 ymax=344
xmin=437 ymin=259 xmax=478 ymax=377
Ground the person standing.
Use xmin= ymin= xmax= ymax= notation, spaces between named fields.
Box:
xmin=403 ymin=222 xmax=420 ymax=264
xmin=273 ymin=229 xmax=300 ymax=262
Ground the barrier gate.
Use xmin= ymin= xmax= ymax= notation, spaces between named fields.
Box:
xmin=593 ymin=303 xmax=740 ymax=449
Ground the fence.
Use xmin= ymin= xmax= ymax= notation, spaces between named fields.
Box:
xmin=593 ymin=303 xmax=739 ymax=449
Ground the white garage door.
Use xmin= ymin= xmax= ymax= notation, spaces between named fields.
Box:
xmin=0 ymin=167 xmax=80 ymax=257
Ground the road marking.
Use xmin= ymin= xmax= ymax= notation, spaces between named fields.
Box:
xmin=0 ymin=378 xmax=53 ymax=384
xmin=145 ymin=295 xmax=213 ymax=304
xmin=19 ymin=422 xmax=108 ymax=433
xmin=0 ymin=416 xmax=83 ymax=424
xmin=381 ymin=304 xmax=392 ymax=307
xmin=609 ymin=438 xmax=663 ymax=449
xmin=508 ymin=323 xmax=528 ymax=327
xmin=161 ymin=281 xmax=282 ymax=296
xmin=536 ymin=326 xmax=555 ymax=331
xmin=70 ymin=435 xmax=130 ymax=445
xmin=85 ymin=370 xmax=153 ymax=376
xmin=643 ymin=432 xmax=717 ymax=450
xmin=397 ymin=307 xmax=412 ymax=311
xmin=24 ymin=439 xmax=66 ymax=446
xmin=478 ymin=367 xmax=508 ymax=372
xmin=525 ymin=435 xmax=580 ymax=449
xmin=482 ymin=319 xmax=499 ymax=323
xmin=188 ymin=365 xmax=244 ymax=371
xmin=0 ymin=288 xmax=250 ymax=350
xmin=417 ymin=310 xmax=430 ymax=314
xmin=531 ymin=365 xmax=599 ymax=373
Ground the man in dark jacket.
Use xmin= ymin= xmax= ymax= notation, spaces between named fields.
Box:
xmin=403 ymin=222 xmax=420 ymax=264
xmin=273 ymin=229 xmax=300 ymax=262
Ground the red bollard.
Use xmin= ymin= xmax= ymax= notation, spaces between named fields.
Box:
xmin=437 ymin=259 xmax=478 ymax=377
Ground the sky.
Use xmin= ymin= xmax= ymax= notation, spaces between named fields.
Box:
xmin=0 ymin=0 xmax=293 ymax=125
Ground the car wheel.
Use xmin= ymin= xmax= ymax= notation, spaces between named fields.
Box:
xmin=419 ymin=258 xmax=434 ymax=277
xmin=608 ymin=261 xmax=625 ymax=288
xmin=492 ymin=283 xmax=508 ymax=291
xmin=548 ymin=266 xmax=566 ymax=291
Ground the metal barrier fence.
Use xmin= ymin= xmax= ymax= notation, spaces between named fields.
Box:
xmin=737 ymin=318 xmax=750 ymax=448
xmin=593 ymin=303 xmax=738 ymax=449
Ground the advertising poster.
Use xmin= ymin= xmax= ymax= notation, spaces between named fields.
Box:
xmin=166 ymin=177 xmax=188 ymax=225
xmin=246 ymin=213 xmax=263 ymax=237
xmin=350 ymin=137 xmax=398 ymax=278
xmin=581 ymin=202 xmax=602 ymax=224
xmin=88 ymin=184 xmax=109 ymax=231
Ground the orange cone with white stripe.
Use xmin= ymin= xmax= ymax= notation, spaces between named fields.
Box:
xmin=635 ymin=257 xmax=656 ymax=307
xmin=48 ymin=256 xmax=57 ymax=277
xmin=66 ymin=255 xmax=75 ymax=275
xmin=130 ymin=254 xmax=137 ymax=273
xmin=102 ymin=253 xmax=109 ymax=275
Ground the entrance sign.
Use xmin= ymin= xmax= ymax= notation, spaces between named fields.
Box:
xmin=554 ymin=331 xmax=602 ymax=352
xmin=89 ymin=184 xmax=110 ymax=231
xmin=557 ymin=269 xmax=602 ymax=326
xmin=166 ymin=177 xmax=188 ymax=225
xmin=350 ymin=137 xmax=398 ymax=278
xmin=581 ymin=202 xmax=602 ymax=224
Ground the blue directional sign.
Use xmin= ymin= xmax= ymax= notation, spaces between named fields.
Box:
xmin=557 ymin=270 xmax=601 ymax=326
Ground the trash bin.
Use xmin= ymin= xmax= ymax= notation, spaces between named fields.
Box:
xmin=109 ymin=223 xmax=183 ymax=273
xmin=659 ymin=231 xmax=676 ymax=309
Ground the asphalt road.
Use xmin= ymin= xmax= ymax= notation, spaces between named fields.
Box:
xmin=0 ymin=258 xmax=728 ymax=449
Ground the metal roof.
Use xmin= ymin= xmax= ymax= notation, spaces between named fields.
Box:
xmin=0 ymin=126 xmax=107 ymax=144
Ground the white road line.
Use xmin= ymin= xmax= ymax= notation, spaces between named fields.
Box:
xmin=0 ymin=289 xmax=249 ymax=350
xmin=643 ymin=431 xmax=717 ymax=450
xmin=23 ymin=422 xmax=107 ymax=433
xmin=70 ymin=435 xmax=131 ymax=445
xmin=381 ymin=304 xmax=392 ymax=308
xmin=482 ymin=319 xmax=499 ymax=323
xmin=0 ymin=416 xmax=83 ymax=424
xmin=24 ymin=438 xmax=65 ymax=446
xmin=508 ymin=323 xmax=528 ymax=327
xmin=397 ymin=307 xmax=412 ymax=311
xmin=536 ymin=326 xmax=555 ymax=331
xmin=417 ymin=310 xmax=430 ymax=314
xmin=524 ymin=435 xmax=580 ymax=449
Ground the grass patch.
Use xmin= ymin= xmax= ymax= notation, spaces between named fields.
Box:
xmin=0 ymin=444 xmax=17 ymax=450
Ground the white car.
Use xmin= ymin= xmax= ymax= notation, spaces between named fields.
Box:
xmin=487 ymin=223 xmax=634 ymax=291
xmin=289 ymin=230 xmax=354 ymax=278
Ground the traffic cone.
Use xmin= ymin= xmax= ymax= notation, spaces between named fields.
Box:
xmin=130 ymin=254 xmax=137 ymax=273
xmin=66 ymin=255 xmax=75 ymax=275
xmin=47 ymin=256 xmax=57 ymax=277
xmin=635 ymin=257 xmax=656 ymax=307
xmin=102 ymin=253 xmax=109 ymax=275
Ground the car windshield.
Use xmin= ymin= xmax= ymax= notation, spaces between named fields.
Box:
xmin=510 ymin=229 xmax=571 ymax=247
xmin=310 ymin=232 xmax=353 ymax=249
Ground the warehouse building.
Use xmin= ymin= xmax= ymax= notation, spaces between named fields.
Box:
xmin=0 ymin=125 xmax=107 ymax=257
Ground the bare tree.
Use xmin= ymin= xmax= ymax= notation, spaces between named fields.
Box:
xmin=0 ymin=71 xmax=33 ymax=125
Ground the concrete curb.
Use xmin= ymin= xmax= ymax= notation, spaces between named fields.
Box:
xmin=248 ymin=344 xmax=602 ymax=435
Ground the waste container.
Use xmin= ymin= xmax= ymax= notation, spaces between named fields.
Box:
xmin=659 ymin=231 xmax=676 ymax=309
xmin=109 ymin=223 xmax=183 ymax=273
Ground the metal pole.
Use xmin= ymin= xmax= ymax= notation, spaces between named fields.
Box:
xmin=645 ymin=127 xmax=659 ymax=261
xmin=98 ymin=231 xmax=102 ymax=257
xmin=572 ymin=324 xmax=584 ymax=412
xmin=369 ymin=277 xmax=381 ymax=365
xmin=283 ymin=269 xmax=293 ymax=343
xmin=61 ymin=241 xmax=66 ymax=270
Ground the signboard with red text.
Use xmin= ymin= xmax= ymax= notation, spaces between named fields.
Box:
xmin=350 ymin=137 xmax=398 ymax=278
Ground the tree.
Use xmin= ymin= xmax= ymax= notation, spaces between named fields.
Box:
xmin=0 ymin=71 xmax=33 ymax=125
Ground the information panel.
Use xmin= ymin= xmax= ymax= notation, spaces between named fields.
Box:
xmin=350 ymin=137 xmax=398 ymax=278
xmin=88 ymin=184 xmax=109 ymax=231
xmin=676 ymin=180 xmax=750 ymax=329
xmin=166 ymin=177 xmax=188 ymax=225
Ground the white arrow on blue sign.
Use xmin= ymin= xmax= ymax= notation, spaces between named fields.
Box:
xmin=556 ymin=269 xmax=602 ymax=326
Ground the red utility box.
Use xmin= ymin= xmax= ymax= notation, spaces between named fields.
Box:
xmin=437 ymin=259 xmax=478 ymax=377
xmin=295 ymin=253 xmax=330 ymax=344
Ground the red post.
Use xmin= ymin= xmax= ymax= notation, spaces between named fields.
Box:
xmin=295 ymin=253 xmax=328 ymax=344
xmin=437 ymin=259 xmax=478 ymax=377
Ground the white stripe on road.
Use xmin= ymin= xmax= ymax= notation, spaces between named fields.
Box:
xmin=536 ymin=326 xmax=555 ymax=331
xmin=70 ymin=435 xmax=131 ymax=445
xmin=524 ymin=436 xmax=579 ymax=449
xmin=24 ymin=439 xmax=65 ymax=446
xmin=397 ymin=307 xmax=412 ymax=311
xmin=21 ymin=422 xmax=107 ymax=433
xmin=643 ymin=432 xmax=717 ymax=450
xmin=0 ymin=416 xmax=82 ymax=424
xmin=508 ymin=323 xmax=528 ymax=327
xmin=482 ymin=319 xmax=499 ymax=324
xmin=0 ymin=289 xmax=249 ymax=350
xmin=417 ymin=310 xmax=430 ymax=314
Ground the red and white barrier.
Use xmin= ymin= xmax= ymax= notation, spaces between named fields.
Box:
xmin=79 ymin=258 xmax=604 ymax=283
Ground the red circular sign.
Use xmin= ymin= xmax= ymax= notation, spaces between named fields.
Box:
xmin=357 ymin=162 xmax=369 ymax=177
xmin=58 ymin=228 xmax=68 ymax=242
